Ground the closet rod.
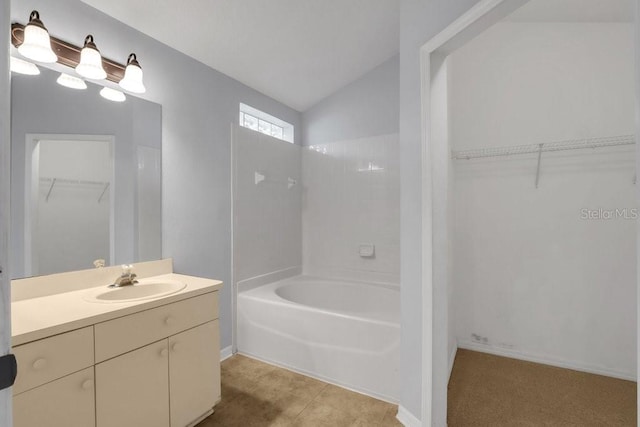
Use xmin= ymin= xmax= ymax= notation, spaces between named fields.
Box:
xmin=452 ymin=135 xmax=635 ymax=160
xmin=40 ymin=177 xmax=109 ymax=186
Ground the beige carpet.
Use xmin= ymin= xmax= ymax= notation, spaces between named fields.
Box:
xmin=199 ymin=354 xmax=401 ymax=426
xmin=448 ymin=349 xmax=637 ymax=426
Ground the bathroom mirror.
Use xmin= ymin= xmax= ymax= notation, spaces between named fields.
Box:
xmin=10 ymin=65 xmax=162 ymax=278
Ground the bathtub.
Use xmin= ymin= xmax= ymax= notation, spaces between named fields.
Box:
xmin=237 ymin=275 xmax=400 ymax=402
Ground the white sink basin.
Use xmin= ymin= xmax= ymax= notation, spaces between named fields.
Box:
xmin=84 ymin=279 xmax=187 ymax=303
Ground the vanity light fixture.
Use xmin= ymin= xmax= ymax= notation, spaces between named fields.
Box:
xmin=10 ymin=57 xmax=40 ymax=75
xmin=118 ymin=53 xmax=146 ymax=94
xmin=56 ymin=73 xmax=87 ymax=90
xmin=11 ymin=12 xmax=148 ymax=93
xmin=75 ymin=35 xmax=107 ymax=80
xmin=100 ymin=87 xmax=126 ymax=102
xmin=17 ymin=11 xmax=57 ymax=63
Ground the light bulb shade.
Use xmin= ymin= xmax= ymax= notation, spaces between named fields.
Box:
xmin=100 ymin=87 xmax=126 ymax=102
xmin=10 ymin=57 xmax=40 ymax=75
xmin=119 ymin=53 xmax=146 ymax=94
xmin=18 ymin=11 xmax=57 ymax=63
xmin=75 ymin=35 xmax=107 ymax=80
xmin=57 ymin=73 xmax=87 ymax=90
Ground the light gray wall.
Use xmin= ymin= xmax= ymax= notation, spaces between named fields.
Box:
xmin=399 ymin=0 xmax=482 ymax=424
xmin=10 ymin=67 xmax=161 ymax=278
xmin=0 ymin=0 xmax=12 ymax=423
xmin=10 ymin=0 xmax=302 ymax=350
xmin=303 ymin=55 xmax=399 ymax=146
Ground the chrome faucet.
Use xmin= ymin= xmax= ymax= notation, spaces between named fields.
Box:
xmin=109 ymin=264 xmax=138 ymax=288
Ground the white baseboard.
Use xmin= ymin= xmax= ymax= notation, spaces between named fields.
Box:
xmin=220 ymin=345 xmax=233 ymax=361
xmin=396 ymin=405 xmax=421 ymax=427
xmin=457 ymin=340 xmax=636 ymax=382
xmin=448 ymin=343 xmax=458 ymax=381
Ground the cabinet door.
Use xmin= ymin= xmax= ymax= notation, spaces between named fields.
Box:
xmin=169 ymin=320 xmax=220 ymax=427
xmin=96 ymin=340 xmax=170 ymax=427
xmin=13 ymin=367 xmax=95 ymax=427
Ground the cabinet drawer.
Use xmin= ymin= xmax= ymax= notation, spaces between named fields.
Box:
xmin=14 ymin=367 xmax=95 ymax=427
xmin=95 ymin=291 xmax=218 ymax=362
xmin=12 ymin=326 xmax=94 ymax=395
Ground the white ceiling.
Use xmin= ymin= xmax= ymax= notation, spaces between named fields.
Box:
xmin=506 ymin=0 xmax=633 ymax=22
xmin=81 ymin=0 xmax=400 ymax=111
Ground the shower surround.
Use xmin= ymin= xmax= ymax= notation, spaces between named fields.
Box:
xmin=234 ymin=130 xmax=400 ymax=400
xmin=303 ymin=133 xmax=400 ymax=284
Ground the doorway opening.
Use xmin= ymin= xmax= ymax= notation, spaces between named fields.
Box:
xmin=422 ymin=0 xmax=639 ymax=424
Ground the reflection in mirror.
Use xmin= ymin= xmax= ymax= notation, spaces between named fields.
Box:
xmin=28 ymin=137 xmax=113 ymax=276
xmin=10 ymin=65 xmax=162 ymax=279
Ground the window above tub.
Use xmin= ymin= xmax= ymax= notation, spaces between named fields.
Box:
xmin=239 ymin=103 xmax=294 ymax=143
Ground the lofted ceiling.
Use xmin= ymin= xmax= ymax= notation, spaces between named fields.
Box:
xmin=81 ymin=0 xmax=400 ymax=111
xmin=506 ymin=0 xmax=633 ymax=22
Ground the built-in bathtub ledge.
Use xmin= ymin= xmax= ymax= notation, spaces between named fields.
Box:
xmin=303 ymin=266 xmax=399 ymax=288
xmin=236 ymin=266 xmax=302 ymax=293
xmin=396 ymin=405 xmax=421 ymax=427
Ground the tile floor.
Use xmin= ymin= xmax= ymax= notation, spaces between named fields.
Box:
xmin=197 ymin=354 xmax=401 ymax=427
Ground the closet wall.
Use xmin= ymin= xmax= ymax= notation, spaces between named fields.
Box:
xmin=450 ymin=22 xmax=636 ymax=378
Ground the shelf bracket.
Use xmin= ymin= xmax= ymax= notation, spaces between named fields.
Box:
xmin=98 ymin=182 xmax=110 ymax=203
xmin=534 ymin=144 xmax=543 ymax=189
xmin=45 ymin=178 xmax=57 ymax=202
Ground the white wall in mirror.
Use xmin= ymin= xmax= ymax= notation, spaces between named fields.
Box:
xmin=10 ymin=65 xmax=162 ymax=278
xmin=29 ymin=136 xmax=113 ymax=276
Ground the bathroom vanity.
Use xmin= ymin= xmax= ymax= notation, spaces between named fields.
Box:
xmin=10 ymin=259 xmax=223 ymax=427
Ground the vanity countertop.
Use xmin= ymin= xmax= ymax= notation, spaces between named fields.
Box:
xmin=11 ymin=273 xmax=223 ymax=347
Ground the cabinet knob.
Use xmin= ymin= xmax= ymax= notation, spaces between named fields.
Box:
xmin=160 ymin=348 xmax=168 ymax=357
xmin=164 ymin=316 xmax=174 ymax=326
xmin=32 ymin=358 xmax=47 ymax=370
xmin=81 ymin=379 xmax=94 ymax=390
xmin=172 ymin=342 xmax=180 ymax=352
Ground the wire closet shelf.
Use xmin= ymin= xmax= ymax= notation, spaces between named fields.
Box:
xmin=451 ymin=134 xmax=636 ymax=188
xmin=40 ymin=177 xmax=111 ymax=203
xmin=451 ymin=135 xmax=635 ymax=160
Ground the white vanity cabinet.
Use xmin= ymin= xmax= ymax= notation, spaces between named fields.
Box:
xmin=13 ymin=367 xmax=96 ymax=427
xmin=11 ymin=288 xmax=221 ymax=427
xmin=94 ymin=291 xmax=220 ymax=427
xmin=96 ymin=340 xmax=170 ymax=427
xmin=169 ymin=321 xmax=221 ymax=427
xmin=12 ymin=326 xmax=95 ymax=427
